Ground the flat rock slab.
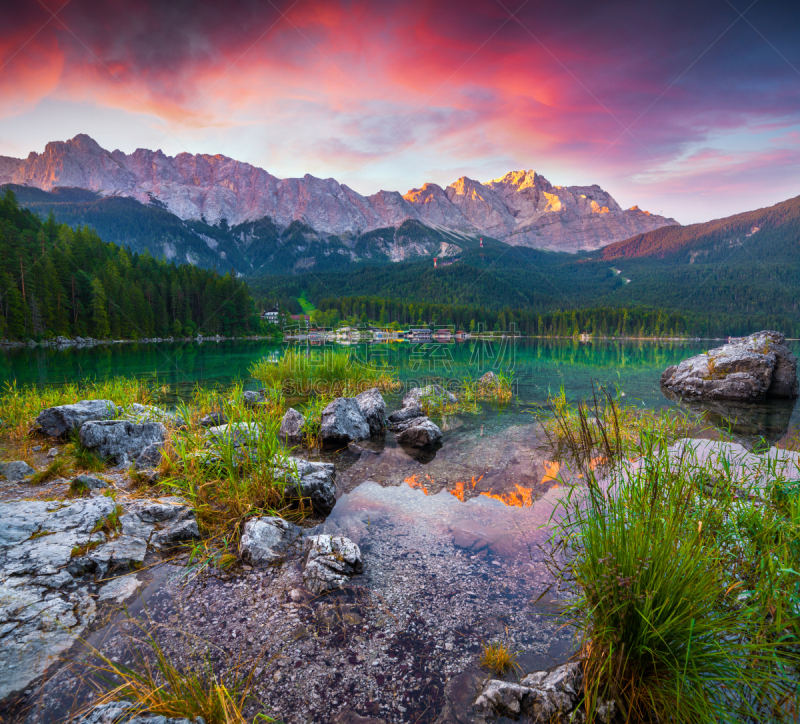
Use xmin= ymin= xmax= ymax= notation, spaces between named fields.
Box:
xmin=0 ymin=495 xmax=198 ymax=700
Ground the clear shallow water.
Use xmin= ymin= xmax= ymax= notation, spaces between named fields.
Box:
xmin=4 ymin=337 xmax=782 ymax=404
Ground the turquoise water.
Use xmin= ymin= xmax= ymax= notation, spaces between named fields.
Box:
xmin=3 ymin=338 xmax=799 ymax=439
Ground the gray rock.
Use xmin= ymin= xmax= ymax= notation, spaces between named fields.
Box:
xmin=387 ymin=403 xmax=423 ymax=425
xmin=78 ymin=701 xmax=204 ymax=724
xmin=122 ymin=403 xmax=183 ymax=427
xmin=279 ymin=408 xmax=305 ymax=446
xmin=240 ymin=516 xmax=303 ymax=565
xmin=47 ymin=447 xmax=59 ymax=458
xmin=473 ymin=662 xmax=609 ymax=724
xmin=478 ymin=371 xmax=499 ymax=386
xmin=0 ymin=460 xmax=36 ymax=481
xmin=355 ymin=388 xmax=387 ymax=436
xmin=71 ymin=474 xmax=108 ymax=490
xmin=242 ymin=390 xmax=265 ymax=408
xmin=199 ymin=411 xmax=227 ymax=427
xmin=395 ymin=418 xmax=443 ymax=447
xmin=35 ymin=399 xmax=117 ymax=438
xmin=205 ymin=422 xmax=261 ymax=448
xmin=281 ymin=457 xmax=337 ymax=515
xmin=319 ymin=397 xmax=370 ymax=446
xmin=135 ymin=442 xmax=164 ymax=470
xmin=80 ymin=420 xmax=166 ymax=465
xmin=662 ymin=330 xmax=799 ymax=402
xmin=303 ymin=534 xmax=363 ymax=594
xmin=402 ymin=384 xmax=457 ymax=409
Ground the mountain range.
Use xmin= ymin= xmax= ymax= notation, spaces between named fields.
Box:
xmin=0 ymin=134 xmax=676 ymax=263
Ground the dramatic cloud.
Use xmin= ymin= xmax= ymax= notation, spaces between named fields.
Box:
xmin=1 ymin=0 xmax=798 ymax=222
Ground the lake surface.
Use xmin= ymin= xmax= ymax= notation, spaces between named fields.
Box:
xmin=5 ymin=338 xmax=799 ymax=440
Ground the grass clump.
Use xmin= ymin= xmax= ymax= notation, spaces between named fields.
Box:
xmin=479 ymin=641 xmax=520 ymax=677
xmin=29 ymin=455 xmax=73 ymax=483
xmin=71 ymin=539 xmax=102 ymax=558
xmin=546 ymin=393 xmax=800 ymax=723
xmin=93 ymin=505 xmax=124 ymax=536
xmin=160 ymin=391 xmax=298 ymax=561
xmin=81 ymin=617 xmax=275 ymax=724
xmin=250 ymin=347 xmax=399 ymax=398
xmin=0 ymin=377 xmax=164 ymax=440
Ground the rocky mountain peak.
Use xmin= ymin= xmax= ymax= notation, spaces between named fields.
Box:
xmin=0 ymin=134 xmax=678 ymax=252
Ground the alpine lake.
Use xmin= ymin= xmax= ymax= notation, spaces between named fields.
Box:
xmin=2 ymin=337 xmax=799 ymax=724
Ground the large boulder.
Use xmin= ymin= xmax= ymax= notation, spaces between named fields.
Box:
xmin=303 ymin=534 xmax=363 ymax=595
xmin=279 ymin=408 xmax=306 ymax=446
xmin=121 ymin=404 xmax=184 ymax=427
xmin=35 ymin=399 xmax=117 ymax=438
xmin=661 ymin=331 xmax=799 ymax=402
xmin=79 ymin=421 xmax=166 ymax=466
xmin=240 ymin=516 xmax=303 ymax=565
xmin=135 ymin=442 xmax=164 ymax=470
xmin=280 ymin=457 xmax=337 ymax=515
xmin=355 ymin=388 xmax=387 ymax=436
xmin=319 ymin=397 xmax=370 ymax=446
xmin=387 ymin=403 xmax=423 ymax=426
xmin=395 ymin=417 xmax=443 ymax=447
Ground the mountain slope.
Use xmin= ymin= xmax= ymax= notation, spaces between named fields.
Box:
xmin=600 ymin=195 xmax=800 ymax=262
xmin=3 ymin=184 xmax=471 ymax=274
xmin=250 ymin=194 xmax=800 ymax=337
xmin=0 ymin=134 xmax=676 ymax=252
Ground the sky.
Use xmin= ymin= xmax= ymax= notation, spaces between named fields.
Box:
xmin=1 ymin=0 xmax=799 ymax=224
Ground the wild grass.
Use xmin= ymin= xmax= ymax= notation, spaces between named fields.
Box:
xmin=66 ymin=430 xmax=110 ymax=472
xmin=160 ymin=393 xmax=297 ymax=560
xmin=479 ymin=641 xmax=521 ymax=677
xmin=545 ymin=393 xmax=800 ymax=723
xmin=540 ymin=384 xmax=695 ymax=475
xmin=78 ymin=617 xmax=276 ymax=724
xmin=250 ymin=348 xmax=399 ymax=398
xmin=0 ymin=377 xmax=165 ymax=440
xmin=29 ymin=454 xmax=73 ymax=483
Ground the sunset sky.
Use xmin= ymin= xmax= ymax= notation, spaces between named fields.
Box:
xmin=1 ymin=0 xmax=798 ymax=224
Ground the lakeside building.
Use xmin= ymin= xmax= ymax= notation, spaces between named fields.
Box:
xmin=261 ymin=305 xmax=280 ymax=324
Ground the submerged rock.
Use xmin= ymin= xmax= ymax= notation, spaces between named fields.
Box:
xmin=402 ymin=384 xmax=457 ymax=408
xmin=34 ymin=399 xmax=117 ymax=438
xmin=240 ymin=516 xmax=303 ymax=565
xmin=80 ymin=420 xmax=166 ymax=466
xmin=661 ymin=331 xmax=799 ymax=402
xmin=279 ymin=408 xmax=306 ymax=446
xmin=355 ymin=388 xmax=387 ymax=436
xmin=303 ymin=534 xmax=363 ymax=594
xmin=0 ymin=460 xmax=36 ymax=481
xmin=320 ymin=397 xmax=370 ymax=446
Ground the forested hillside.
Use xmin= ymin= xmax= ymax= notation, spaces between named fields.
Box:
xmin=0 ymin=188 xmax=260 ymax=340
xmin=250 ymin=195 xmax=800 ymax=337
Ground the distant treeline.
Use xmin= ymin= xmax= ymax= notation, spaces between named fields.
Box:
xmin=0 ymin=188 xmax=262 ymax=340
xmin=314 ymin=295 xmax=794 ymax=338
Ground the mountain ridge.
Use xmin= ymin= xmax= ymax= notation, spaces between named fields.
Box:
xmin=0 ymin=134 xmax=677 ymax=253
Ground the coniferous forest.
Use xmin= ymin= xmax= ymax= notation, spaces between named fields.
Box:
xmin=0 ymin=189 xmax=261 ymax=340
